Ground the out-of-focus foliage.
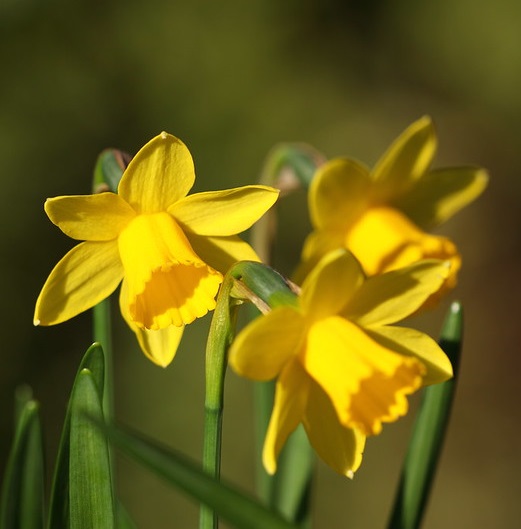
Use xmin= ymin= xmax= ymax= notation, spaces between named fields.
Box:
xmin=1 ymin=0 xmax=520 ymax=528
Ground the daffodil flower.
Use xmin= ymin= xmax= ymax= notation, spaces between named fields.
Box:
xmin=229 ymin=249 xmax=453 ymax=477
xmin=34 ymin=132 xmax=279 ymax=366
xmin=297 ymin=116 xmax=488 ymax=300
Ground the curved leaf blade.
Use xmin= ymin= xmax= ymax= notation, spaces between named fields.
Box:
xmin=387 ymin=301 xmax=463 ymax=529
xmin=69 ymin=369 xmax=114 ymax=529
xmin=47 ymin=343 xmax=108 ymax=529
xmin=106 ymin=422 xmax=298 ymax=529
xmin=0 ymin=396 xmax=45 ymax=529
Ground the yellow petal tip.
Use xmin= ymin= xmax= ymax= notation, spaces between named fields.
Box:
xmin=346 ymin=470 xmax=354 ymax=479
xmin=262 ymin=454 xmax=277 ymax=476
xmin=160 ymin=131 xmax=168 ymax=139
xmin=265 ymin=465 xmax=276 ymax=476
xmin=33 ymin=318 xmax=41 ymax=326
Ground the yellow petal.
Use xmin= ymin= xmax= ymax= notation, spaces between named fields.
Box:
xmin=119 ymin=280 xmax=184 ymax=367
xmin=344 ymin=206 xmax=460 ymax=280
xmin=395 ymin=167 xmax=489 ymax=229
xmin=186 ymin=233 xmax=260 ymax=274
xmin=308 ymin=158 xmax=371 ymax=230
xmin=366 ymin=326 xmax=453 ymax=385
xmin=304 ymin=380 xmax=366 ymax=477
xmin=118 ymin=212 xmax=222 ymax=329
xmin=302 ymin=316 xmax=424 ymax=435
xmin=229 ymin=307 xmax=304 ymax=381
xmin=34 ymin=241 xmax=123 ymax=326
xmin=44 ymin=193 xmax=136 ymax=241
xmin=170 ymin=185 xmax=279 ymax=236
xmin=262 ymin=360 xmax=310 ymax=475
xmin=300 ymin=249 xmax=365 ymax=321
xmin=344 ymin=259 xmax=451 ymax=326
xmin=349 ymin=356 xmax=424 ymax=435
xmin=293 ymin=229 xmax=345 ymax=284
xmin=301 ymin=229 xmax=346 ymax=263
xmin=372 ymin=116 xmax=437 ymax=202
xmin=118 ymin=132 xmax=195 ymax=213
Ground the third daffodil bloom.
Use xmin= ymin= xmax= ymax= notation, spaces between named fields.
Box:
xmin=34 ymin=132 xmax=279 ymax=366
xmin=229 ymin=249 xmax=453 ymax=477
xmin=297 ymin=116 xmax=488 ymax=300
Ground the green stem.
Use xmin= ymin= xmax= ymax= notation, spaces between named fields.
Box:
xmin=92 ymin=298 xmax=114 ymax=422
xmin=92 ymin=297 xmax=117 ymax=509
xmin=200 ymin=260 xmax=296 ymax=529
xmin=200 ymin=275 xmax=239 ymax=529
xmin=89 ymin=148 xmax=123 ymax=520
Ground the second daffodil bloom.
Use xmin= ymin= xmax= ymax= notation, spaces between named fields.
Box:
xmin=229 ymin=249 xmax=453 ymax=477
xmin=34 ymin=132 xmax=279 ymax=366
xmin=297 ymin=116 xmax=488 ymax=301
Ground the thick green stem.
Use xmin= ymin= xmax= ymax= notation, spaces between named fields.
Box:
xmin=91 ymin=295 xmax=117 ymax=511
xmin=91 ymin=151 xmax=122 ymax=423
xmin=92 ymin=287 xmax=114 ymax=421
xmin=200 ymin=275 xmax=239 ymax=529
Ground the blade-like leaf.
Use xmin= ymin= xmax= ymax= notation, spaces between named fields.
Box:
xmin=79 ymin=343 xmax=106 ymax=399
xmin=254 ymin=384 xmax=314 ymax=528
xmin=271 ymin=425 xmax=314 ymax=526
xmin=0 ymin=395 xmax=45 ymax=529
xmin=387 ymin=301 xmax=463 ymax=529
xmin=69 ymin=369 xmax=114 ymax=529
xmin=47 ymin=343 xmax=107 ymax=529
xmin=106 ymin=422 xmax=299 ymax=529
xmin=14 ymin=385 xmax=34 ymax=425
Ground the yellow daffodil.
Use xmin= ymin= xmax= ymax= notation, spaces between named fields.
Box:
xmin=34 ymin=132 xmax=279 ymax=366
xmin=229 ymin=249 xmax=453 ymax=477
xmin=297 ymin=116 xmax=488 ymax=301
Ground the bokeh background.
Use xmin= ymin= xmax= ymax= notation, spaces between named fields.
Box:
xmin=1 ymin=0 xmax=520 ymax=527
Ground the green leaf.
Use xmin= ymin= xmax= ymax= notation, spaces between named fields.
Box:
xmin=106 ymin=422 xmax=299 ymax=529
xmin=387 ymin=301 xmax=463 ymax=529
xmin=271 ymin=426 xmax=314 ymax=527
xmin=254 ymin=383 xmax=313 ymax=527
xmin=69 ymin=370 xmax=114 ymax=529
xmin=0 ymin=392 xmax=45 ymax=529
xmin=253 ymin=380 xmax=275 ymax=506
xmin=47 ymin=343 xmax=107 ymax=529
xmin=14 ymin=385 xmax=34 ymax=425
xmin=79 ymin=342 xmax=106 ymax=399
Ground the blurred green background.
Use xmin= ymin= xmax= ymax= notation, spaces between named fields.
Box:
xmin=1 ymin=0 xmax=519 ymax=527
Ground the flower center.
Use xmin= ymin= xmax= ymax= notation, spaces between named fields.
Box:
xmin=302 ymin=316 xmax=425 ymax=436
xmin=345 ymin=206 xmax=460 ymax=279
xmin=118 ymin=212 xmax=222 ymax=329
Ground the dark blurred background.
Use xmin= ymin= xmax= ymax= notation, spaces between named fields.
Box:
xmin=1 ymin=0 xmax=520 ymax=527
